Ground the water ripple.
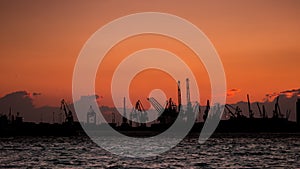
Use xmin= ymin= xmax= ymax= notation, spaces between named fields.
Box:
xmin=0 ymin=134 xmax=299 ymax=168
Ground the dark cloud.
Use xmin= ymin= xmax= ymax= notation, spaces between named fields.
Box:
xmin=281 ymin=88 xmax=300 ymax=93
xmin=32 ymin=92 xmax=42 ymax=96
xmin=280 ymin=88 xmax=300 ymax=95
xmin=0 ymin=91 xmax=35 ymax=120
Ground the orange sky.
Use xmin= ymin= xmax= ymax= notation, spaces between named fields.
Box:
xmin=0 ymin=0 xmax=300 ymax=107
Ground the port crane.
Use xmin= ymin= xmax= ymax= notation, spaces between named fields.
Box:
xmin=130 ymin=100 xmax=148 ymax=127
xmin=121 ymin=97 xmax=127 ymax=125
xmin=256 ymin=102 xmax=263 ymax=118
xmin=186 ymin=78 xmax=194 ymax=122
xmin=262 ymin=105 xmax=268 ymax=118
xmin=193 ymin=101 xmax=201 ymax=122
xmin=247 ymin=94 xmax=254 ymax=118
xmin=177 ymin=80 xmax=182 ymax=113
xmin=225 ymin=104 xmax=236 ymax=119
xmin=60 ymin=99 xmax=74 ymax=124
xmin=160 ymin=98 xmax=178 ymax=124
xmin=111 ymin=111 xmax=116 ymax=124
xmin=203 ymin=100 xmax=210 ymax=121
xmin=256 ymin=102 xmax=268 ymax=118
xmin=165 ymin=98 xmax=177 ymax=112
xmin=225 ymin=104 xmax=244 ymax=119
xmin=273 ymin=96 xmax=284 ymax=118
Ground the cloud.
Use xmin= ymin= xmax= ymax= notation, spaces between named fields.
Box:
xmin=264 ymin=92 xmax=279 ymax=101
xmin=80 ymin=94 xmax=101 ymax=101
xmin=0 ymin=90 xmax=34 ymax=117
xmin=264 ymin=88 xmax=300 ymax=101
xmin=227 ymin=88 xmax=241 ymax=97
xmin=280 ymin=88 xmax=300 ymax=98
xmin=32 ymin=92 xmax=42 ymax=96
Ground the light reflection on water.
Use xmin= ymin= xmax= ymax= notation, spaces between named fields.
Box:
xmin=0 ymin=134 xmax=299 ymax=168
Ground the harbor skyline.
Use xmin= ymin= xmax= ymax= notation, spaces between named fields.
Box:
xmin=0 ymin=89 xmax=299 ymax=124
xmin=1 ymin=1 xmax=300 ymax=167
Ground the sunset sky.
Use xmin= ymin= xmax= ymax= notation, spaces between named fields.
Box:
xmin=0 ymin=0 xmax=299 ymax=108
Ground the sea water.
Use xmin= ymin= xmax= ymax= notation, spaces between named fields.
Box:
xmin=0 ymin=134 xmax=299 ymax=168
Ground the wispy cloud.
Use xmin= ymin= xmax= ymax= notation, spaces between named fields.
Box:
xmin=280 ymin=88 xmax=300 ymax=97
xmin=227 ymin=88 xmax=241 ymax=97
xmin=264 ymin=88 xmax=300 ymax=101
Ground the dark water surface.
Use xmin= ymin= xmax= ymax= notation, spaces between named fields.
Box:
xmin=0 ymin=134 xmax=299 ymax=168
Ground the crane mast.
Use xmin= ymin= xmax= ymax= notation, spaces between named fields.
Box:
xmin=203 ymin=100 xmax=210 ymax=121
xmin=186 ymin=78 xmax=191 ymax=105
xmin=186 ymin=78 xmax=193 ymax=122
xmin=177 ymin=80 xmax=182 ymax=113
xmin=247 ymin=94 xmax=254 ymax=118
xmin=262 ymin=105 xmax=267 ymax=118
xmin=122 ymin=97 xmax=127 ymax=124
xmin=193 ymin=101 xmax=201 ymax=122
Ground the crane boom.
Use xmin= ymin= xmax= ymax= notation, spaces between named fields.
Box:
xmin=256 ymin=102 xmax=263 ymax=117
xmin=273 ymin=96 xmax=281 ymax=118
xmin=177 ymin=80 xmax=182 ymax=112
xmin=225 ymin=104 xmax=236 ymax=118
xmin=147 ymin=97 xmax=164 ymax=114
